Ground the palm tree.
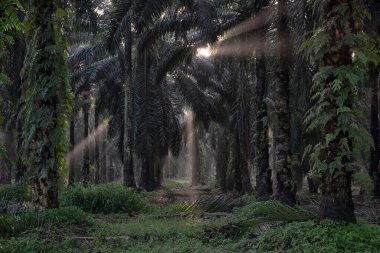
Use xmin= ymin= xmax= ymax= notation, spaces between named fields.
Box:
xmin=367 ymin=0 xmax=380 ymax=198
xmin=0 ymin=1 xmax=26 ymax=184
xmin=369 ymin=65 xmax=380 ymax=197
xmin=105 ymin=0 xmax=225 ymax=190
xmin=252 ymin=0 xmax=272 ymax=198
xmin=20 ymin=0 xmax=70 ymax=208
xmin=215 ymin=126 xmax=229 ymax=192
xmin=273 ymin=0 xmax=296 ymax=204
xmin=304 ymin=0 xmax=373 ymax=222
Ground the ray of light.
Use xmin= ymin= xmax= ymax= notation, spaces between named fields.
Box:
xmin=196 ymin=44 xmax=213 ymax=58
xmin=65 ymin=118 xmax=110 ymax=164
xmin=192 ymin=8 xmax=278 ymax=59
xmin=215 ymin=38 xmax=261 ymax=57
xmin=183 ymin=108 xmax=195 ymax=184
xmin=221 ymin=7 xmax=272 ymax=42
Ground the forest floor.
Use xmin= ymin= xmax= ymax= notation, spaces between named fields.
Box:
xmin=1 ymin=180 xmax=380 ymax=253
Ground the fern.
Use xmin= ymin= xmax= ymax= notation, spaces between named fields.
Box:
xmin=0 ymin=0 xmax=24 ymax=90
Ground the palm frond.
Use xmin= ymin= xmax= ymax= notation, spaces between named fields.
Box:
xmin=105 ymin=0 xmax=133 ymax=50
xmin=155 ymin=45 xmax=194 ymax=86
xmin=137 ymin=15 xmax=195 ymax=53
xmin=68 ymin=43 xmax=106 ymax=68
xmin=106 ymin=12 xmax=131 ymax=51
xmin=135 ymin=0 xmax=173 ymax=33
xmin=195 ymin=0 xmax=218 ymax=41
xmin=181 ymin=194 xmax=244 ymax=214
xmin=74 ymin=57 xmax=119 ymax=93
xmin=174 ymin=70 xmax=226 ymax=128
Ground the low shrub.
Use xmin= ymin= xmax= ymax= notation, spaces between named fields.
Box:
xmin=0 ymin=184 xmax=30 ymax=202
xmin=0 ymin=206 xmax=89 ymax=236
xmin=0 ymin=235 xmax=60 ymax=253
xmin=353 ymin=172 xmax=374 ymax=201
xmin=60 ymin=183 xmax=146 ymax=214
xmin=232 ymin=200 xmax=316 ymax=222
xmin=254 ymin=220 xmax=380 ymax=253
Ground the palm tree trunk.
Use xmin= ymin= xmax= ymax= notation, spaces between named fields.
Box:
xmin=232 ymin=132 xmax=242 ymax=193
xmin=123 ymin=18 xmax=136 ymax=188
xmin=216 ymin=128 xmax=228 ymax=192
xmin=255 ymin=34 xmax=272 ymax=198
xmin=191 ymin=128 xmax=201 ymax=186
xmin=274 ymin=0 xmax=296 ymax=204
xmin=307 ymin=177 xmax=319 ymax=194
xmin=15 ymin=119 xmax=25 ymax=184
xmin=290 ymin=0 xmax=309 ymax=192
xmin=82 ymin=100 xmax=90 ymax=186
xmin=108 ymin=154 xmax=115 ymax=182
xmin=30 ymin=0 xmax=68 ymax=208
xmin=11 ymin=36 xmax=25 ymax=185
xmin=319 ymin=0 xmax=356 ymax=222
xmin=68 ymin=110 xmax=76 ymax=185
xmin=101 ymin=127 xmax=108 ymax=183
xmin=369 ymin=66 xmax=380 ymax=197
xmin=370 ymin=66 xmax=380 ymax=198
xmin=139 ymin=157 xmax=155 ymax=191
xmin=94 ymin=106 xmax=100 ymax=184
xmin=0 ymin=129 xmax=14 ymax=184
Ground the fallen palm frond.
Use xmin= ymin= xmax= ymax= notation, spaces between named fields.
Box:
xmin=202 ymin=200 xmax=317 ymax=239
xmin=182 ymin=194 xmax=246 ymax=214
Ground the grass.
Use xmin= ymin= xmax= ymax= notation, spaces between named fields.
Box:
xmin=1 ymin=184 xmax=380 ymax=252
xmin=253 ymin=220 xmax=380 ymax=253
xmin=60 ymin=183 xmax=146 ymax=214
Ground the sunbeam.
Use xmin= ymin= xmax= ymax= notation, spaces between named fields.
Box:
xmin=221 ymin=7 xmax=272 ymax=42
xmin=196 ymin=44 xmax=213 ymax=58
xmin=65 ymin=118 xmax=110 ymax=164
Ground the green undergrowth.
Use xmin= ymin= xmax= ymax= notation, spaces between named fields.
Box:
xmin=0 ymin=206 xmax=91 ymax=236
xmin=254 ymin=220 xmax=380 ymax=253
xmin=60 ymin=183 xmax=147 ymax=214
xmin=93 ymin=214 xmax=205 ymax=240
xmin=206 ymin=200 xmax=317 ymax=230
xmin=0 ymin=184 xmax=31 ymax=202
xmin=0 ymin=194 xmax=380 ymax=253
xmin=161 ymin=180 xmax=189 ymax=191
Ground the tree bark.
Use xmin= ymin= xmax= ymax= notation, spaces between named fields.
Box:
xmin=15 ymin=119 xmax=26 ymax=184
xmin=307 ymin=177 xmax=319 ymax=194
xmin=94 ymin=107 xmax=100 ymax=184
xmin=0 ymin=130 xmax=14 ymax=184
xmin=233 ymin=62 xmax=254 ymax=194
xmin=319 ymin=0 xmax=356 ymax=222
xmin=370 ymin=66 xmax=380 ymax=198
xmin=232 ymin=132 xmax=242 ymax=193
xmin=274 ymin=0 xmax=296 ymax=205
xmin=101 ymin=127 xmax=108 ymax=183
xmin=139 ymin=157 xmax=152 ymax=191
xmin=68 ymin=110 xmax=76 ymax=185
xmin=123 ymin=17 xmax=136 ymax=188
xmin=30 ymin=0 xmax=68 ymax=208
xmin=255 ymin=34 xmax=272 ymax=198
xmin=82 ymin=100 xmax=90 ymax=186
xmin=191 ymin=129 xmax=201 ymax=186
xmin=290 ymin=0 xmax=308 ymax=192
xmin=108 ymin=154 xmax=115 ymax=182
xmin=370 ymin=70 xmax=380 ymax=198
xmin=216 ymin=128 xmax=228 ymax=192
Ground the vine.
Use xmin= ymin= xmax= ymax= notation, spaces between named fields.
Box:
xmin=20 ymin=1 xmax=72 ymax=207
xmin=302 ymin=1 xmax=378 ymax=178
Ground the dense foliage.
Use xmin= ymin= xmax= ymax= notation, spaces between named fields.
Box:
xmin=0 ymin=0 xmax=380 ymax=252
xmin=0 ymin=206 xmax=89 ymax=236
xmin=255 ymin=220 xmax=380 ymax=253
xmin=60 ymin=183 xmax=146 ymax=214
